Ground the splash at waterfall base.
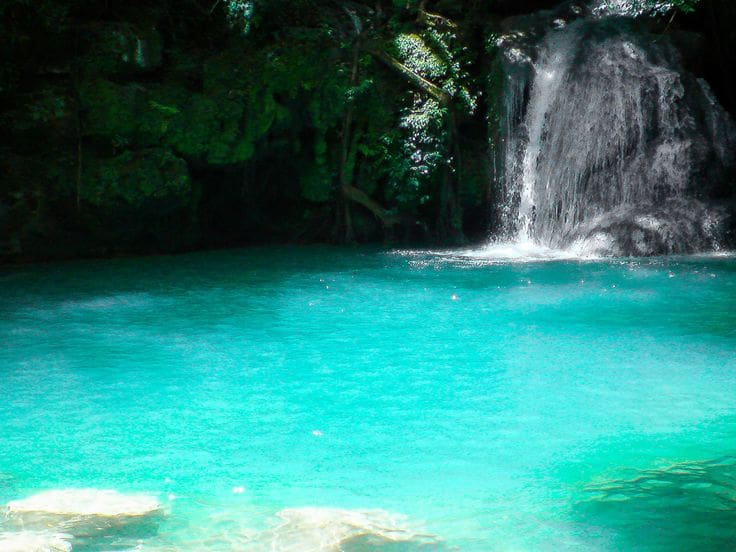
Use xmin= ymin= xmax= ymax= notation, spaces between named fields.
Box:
xmin=490 ymin=1 xmax=736 ymax=256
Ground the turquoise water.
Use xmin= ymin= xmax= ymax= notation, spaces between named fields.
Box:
xmin=1 ymin=247 xmax=735 ymax=550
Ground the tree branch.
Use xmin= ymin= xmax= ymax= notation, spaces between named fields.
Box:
xmin=368 ymin=49 xmax=452 ymax=105
xmin=342 ymin=184 xmax=399 ymax=227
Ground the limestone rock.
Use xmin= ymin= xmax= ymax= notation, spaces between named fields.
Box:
xmin=0 ymin=531 xmax=72 ymax=552
xmin=6 ymin=488 xmax=161 ymax=520
xmin=263 ymin=507 xmax=439 ymax=551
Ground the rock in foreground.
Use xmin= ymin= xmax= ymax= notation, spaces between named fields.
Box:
xmin=0 ymin=531 xmax=72 ymax=552
xmin=6 ymin=489 xmax=161 ymax=518
xmin=263 ymin=507 xmax=439 ymax=551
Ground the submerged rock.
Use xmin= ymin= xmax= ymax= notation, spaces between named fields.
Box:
xmin=92 ymin=507 xmax=440 ymax=551
xmin=0 ymin=531 xmax=72 ymax=552
xmin=579 ymin=456 xmax=736 ymax=550
xmin=262 ymin=507 xmax=440 ymax=551
xmin=5 ymin=489 xmax=163 ymax=545
xmin=5 ymin=488 xmax=163 ymax=540
xmin=6 ymin=489 xmax=161 ymax=519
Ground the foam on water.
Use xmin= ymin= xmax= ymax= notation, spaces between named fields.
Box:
xmin=393 ymin=240 xmax=600 ymax=268
xmin=413 ymin=239 xmax=736 ymax=268
xmin=445 ymin=240 xmax=598 ymax=263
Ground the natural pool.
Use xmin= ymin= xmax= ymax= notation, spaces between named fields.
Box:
xmin=0 ymin=247 xmax=735 ymax=551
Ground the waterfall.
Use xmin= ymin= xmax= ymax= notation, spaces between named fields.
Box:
xmin=494 ymin=2 xmax=736 ymax=256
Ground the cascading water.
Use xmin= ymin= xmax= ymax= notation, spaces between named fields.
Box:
xmin=494 ymin=2 xmax=736 ymax=256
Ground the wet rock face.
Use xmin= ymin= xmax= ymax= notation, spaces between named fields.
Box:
xmin=569 ymin=199 xmax=725 ymax=256
xmin=493 ymin=3 xmax=736 ymax=255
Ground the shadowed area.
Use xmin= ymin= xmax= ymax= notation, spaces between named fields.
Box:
xmin=578 ymin=456 xmax=736 ymax=551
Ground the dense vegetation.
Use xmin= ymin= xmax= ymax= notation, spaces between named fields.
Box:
xmin=1 ymin=0 xmax=733 ymax=261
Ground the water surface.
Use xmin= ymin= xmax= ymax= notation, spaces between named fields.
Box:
xmin=1 ymin=247 xmax=735 ymax=550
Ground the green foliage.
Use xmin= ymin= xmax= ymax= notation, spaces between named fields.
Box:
xmin=79 ymin=79 xmax=142 ymax=140
xmin=394 ymin=33 xmax=447 ymax=80
xmin=166 ymin=93 xmax=245 ymax=163
xmin=598 ymin=0 xmax=700 ymax=15
xmin=84 ymin=24 xmax=162 ymax=76
xmin=30 ymin=93 xmax=66 ymax=123
xmin=300 ymin=161 xmax=332 ymax=202
xmin=11 ymin=88 xmax=70 ymax=129
xmin=5 ymin=0 xmax=606 ymax=257
xmin=668 ymin=0 xmax=700 ymax=13
xmin=82 ymin=149 xmax=192 ymax=209
xmin=0 ymin=0 xmax=69 ymax=27
xmin=225 ymin=1 xmax=255 ymax=34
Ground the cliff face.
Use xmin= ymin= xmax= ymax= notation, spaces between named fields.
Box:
xmin=0 ymin=0 xmax=733 ymax=263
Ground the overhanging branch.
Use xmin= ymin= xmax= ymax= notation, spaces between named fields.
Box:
xmin=368 ymin=49 xmax=452 ymax=105
xmin=342 ymin=184 xmax=399 ymax=227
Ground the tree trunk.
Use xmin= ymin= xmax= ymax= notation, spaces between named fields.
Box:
xmin=335 ymin=44 xmax=361 ymax=242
